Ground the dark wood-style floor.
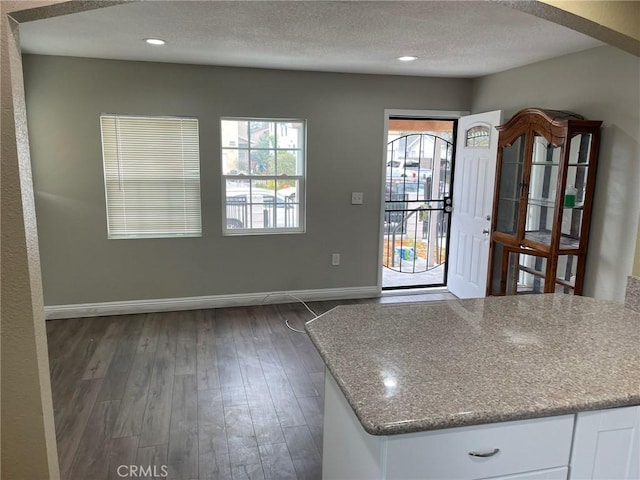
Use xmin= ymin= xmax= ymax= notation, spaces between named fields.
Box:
xmin=47 ymin=292 xmax=454 ymax=480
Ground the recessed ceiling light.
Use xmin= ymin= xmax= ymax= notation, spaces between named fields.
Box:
xmin=397 ymin=56 xmax=418 ymax=62
xmin=144 ymin=38 xmax=166 ymax=46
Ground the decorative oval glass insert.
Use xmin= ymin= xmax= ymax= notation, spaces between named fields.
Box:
xmin=465 ymin=125 xmax=490 ymax=148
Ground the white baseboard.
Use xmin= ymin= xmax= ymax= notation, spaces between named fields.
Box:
xmin=44 ymin=286 xmax=380 ymax=320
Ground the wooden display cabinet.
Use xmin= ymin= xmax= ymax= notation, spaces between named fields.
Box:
xmin=487 ymin=108 xmax=601 ymax=296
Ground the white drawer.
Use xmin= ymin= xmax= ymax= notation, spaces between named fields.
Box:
xmin=384 ymin=415 xmax=574 ymax=480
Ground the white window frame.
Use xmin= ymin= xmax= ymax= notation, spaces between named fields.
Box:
xmin=100 ymin=113 xmax=202 ymax=239
xmin=221 ymin=117 xmax=306 ymax=235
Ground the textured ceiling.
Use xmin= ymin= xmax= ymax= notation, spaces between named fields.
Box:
xmin=18 ymin=1 xmax=604 ymax=78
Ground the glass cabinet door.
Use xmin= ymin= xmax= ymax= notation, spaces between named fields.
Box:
xmin=556 ymin=254 xmax=579 ymax=293
xmin=495 ymin=134 xmax=526 ymax=236
xmin=503 ymin=248 xmax=548 ymax=295
xmin=524 ymin=135 xmax=561 ymax=247
xmin=559 ymin=133 xmax=592 ymax=250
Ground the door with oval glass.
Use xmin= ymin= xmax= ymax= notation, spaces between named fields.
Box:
xmin=447 ymin=110 xmax=502 ymax=298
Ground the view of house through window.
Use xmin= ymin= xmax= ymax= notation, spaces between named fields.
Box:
xmin=100 ymin=114 xmax=202 ymax=239
xmin=221 ymin=118 xmax=305 ymax=234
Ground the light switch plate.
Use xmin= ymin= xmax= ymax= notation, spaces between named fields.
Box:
xmin=351 ymin=192 xmax=364 ymax=205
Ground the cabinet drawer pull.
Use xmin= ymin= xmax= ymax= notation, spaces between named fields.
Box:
xmin=468 ymin=448 xmax=500 ymax=458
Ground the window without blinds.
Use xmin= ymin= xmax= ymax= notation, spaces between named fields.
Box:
xmin=221 ymin=118 xmax=306 ymax=235
xmin=100 ymin=114 xmax=202 ymax=239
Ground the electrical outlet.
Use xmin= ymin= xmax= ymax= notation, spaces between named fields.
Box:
xmin=351 ymin=192 xmax=364 ymax=205
xmin=332 ymin=253 xmax=341 ymax=266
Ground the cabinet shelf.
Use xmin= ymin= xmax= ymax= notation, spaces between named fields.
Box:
xmin=527 ymin=197 xmax=556 ymax=208
xmin=524 ymin=231 xmax=581 ymax=250
xmin=531 ymin=162 xmax=590 ymax=167
xmin=499 ymin=197 xmax=520 ymax=203
xmin=488 ymin=108 xmax=601 ymax=297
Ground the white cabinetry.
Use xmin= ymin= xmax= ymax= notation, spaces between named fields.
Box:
xmin=385 ymin=415 xmax=573 ymax=480
xmin=570 ymin=405 xmax=640 ymax=480
xmin=323 ymin=371 xmax=574 ymax=480
xmin=323 ymin=371 xmax=640 ymax=480
xmin=483 ymin=467 xmax=568 ymax=480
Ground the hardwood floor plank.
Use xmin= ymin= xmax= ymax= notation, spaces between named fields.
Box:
xmin=294 ymin=337 xmax=326 ymax=376
xmin=136 ymin=444 xmax=168 ymax=480
xmin=270 ymin=333 xmax=319 ymax=398
xmin=282 ymin=425 xmax=321 ymax=480
xmin=82 ymin=320 xmax=124 ymax=380
xmin=106 ymin=436 xmax=139 ymax=480
xmin=245 ymin=385 xmax=285 ymax=446
xmin=297 ymin=395 xmax=324 ymax=454
xmin=233 ymin=328 xmax=268 ymax=387
xmin=97 ymin=315 xmax=146 ymax=402
xmin=226 ymin=313 xmax=285 ymax=446
xmin=309 ymin=371 xmax=325 ymax=395
xmin=139 ymin=356 xmax=175 ymax=446
xmin=266 ymin=377 xmax=307 ymax=429
xmin=213 ymin=308 xmax=236 ymax=338
xmin=221 ymin=385 xmax=248 ymax=406
xmin=215 ymin=310 xmax=248 ymax=408
xmin=279 ymin=308 xmax=326 ymax=376
xmin=231 ymin=462 xmax=266 ymax=480
xmin=156 ymin=312 xmax=179 ymax=355
xmin=196 ymin=310 xmax=221 ymax=391
xmin=259 ymin=442 xmax=297 ymax=480
xmin=215 ymin=312 xmax=246 ymax=392
xmin=198 ymin=424 xmax=232 ymax=480
xmin=67 ymin=399 xmax=120 ymax=480
xmin=197 ymin=387 xmax=230 ymax=480
xmin=139 ymin=316 xmax=177 ymax=447
xmin=168 ymin=374 xmax=199 ymax=480
xmin=267 ymin=304 xmax=325 ymax=377
xmin=136 ymin=313 xmax=161 ymax=354
xmin=46 ymin=318 xmax=76 ymax=361
xmin=246 ymin=305 xmax=275 ymax=339
xmin=51 ymin=319 xmax=108 ymax=411
xmin=197 ymin=388 xmax=225 ymax=434
xmin=175 ymin=312 xmax=197 ymax=376
xmin=255 ymin=335 xmax=306 ymax=428
xmin=55 ymin=378 xmax=104 ymax=479
xmin=112 ymin=353 xmax=155 ymax=438
xmin=224 ymin=404 xmax=261 ymax=472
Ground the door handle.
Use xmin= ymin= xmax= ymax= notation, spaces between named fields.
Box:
xmin=482 ymin=229 xmax=490 ymax=235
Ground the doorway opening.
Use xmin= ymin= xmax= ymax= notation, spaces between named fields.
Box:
xmin=382 ymin=116 xmax=457 ymax=290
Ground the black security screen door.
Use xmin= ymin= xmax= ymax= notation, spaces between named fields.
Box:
xmin=383 ymin=118 xmax=456 ymax=289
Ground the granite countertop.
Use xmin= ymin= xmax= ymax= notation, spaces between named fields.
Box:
xmin=305 ymin=294 xmax=640 ymax=436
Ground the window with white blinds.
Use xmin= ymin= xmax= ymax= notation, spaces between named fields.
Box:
xmin=100 ymin=114 xmax=202 ymax=239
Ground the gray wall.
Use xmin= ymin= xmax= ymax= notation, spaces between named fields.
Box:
xmin=23 ymin=55 xmax=471 ymax=305
xmin=472 ymin=46 xmax=640 ymax=302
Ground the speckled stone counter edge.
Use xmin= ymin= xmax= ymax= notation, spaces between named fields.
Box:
xmin=625 ymin=275 xmax=640 ymax=312
xmin=307 ymin=324 xmax=639 ymax=436
xmin=306 ymin=297 xmax=640 ymax=436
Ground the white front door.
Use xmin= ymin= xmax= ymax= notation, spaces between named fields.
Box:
xmin=447 ymin=111 xmax=502 ymax=298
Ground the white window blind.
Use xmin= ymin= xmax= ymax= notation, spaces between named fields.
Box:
xmin=100 ymin=114 xmax=202 ymax=239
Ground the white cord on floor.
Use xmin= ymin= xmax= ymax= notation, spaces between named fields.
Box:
xmin=262 ymin=293 xmax=320 ymax=334
xmin=285 ymin=319 xmax=306 ymax=334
